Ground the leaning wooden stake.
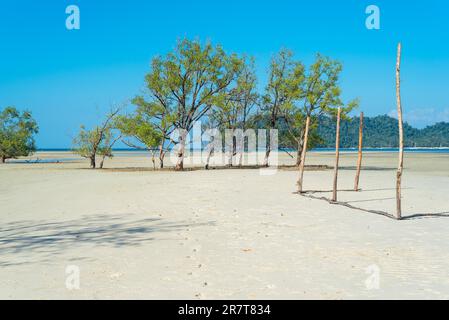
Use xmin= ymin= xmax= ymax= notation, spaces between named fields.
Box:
xmin=354 ymin=112 xmax=364 ymax=191
xmin=297 ymin=116 xmax=311 ymax=193
xmin=395 ymin=42 xmax=404 ymax=220
xmin=332 ymin=107 xmax=342 ymax=202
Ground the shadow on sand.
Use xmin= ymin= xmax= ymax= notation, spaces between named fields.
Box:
xmin=339 ymin=166 xmax=397 ymax=171
xmin=297 ymin=191 xmax=449 ymax=221
xmin=0 ymin=214 xmax=215 ymax=267
xmin=301 ymin=187 xmax=412 ymax=194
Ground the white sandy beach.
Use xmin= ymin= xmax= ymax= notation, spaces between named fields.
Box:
xmin=1 ymin=151 xmax=449 ymax=299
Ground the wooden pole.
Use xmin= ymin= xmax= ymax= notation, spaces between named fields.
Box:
xmin=395 ymin=43 xmax=404 ymax=220
xmin=354 ymin=112 xmax=364 ymax=191
xmin=332 ymin=107 xmax=342 ymax=202
xmin=297 ymin=116 xmax=310 ymax=193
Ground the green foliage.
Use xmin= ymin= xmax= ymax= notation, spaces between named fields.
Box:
xmin=134 ymin=38 xmax=244 ymax=169
xmin=260 ymin=52 xmax=358 ymax=160
xmin=0 ymin=106 xmax=38 ymax=162
xmin=115 ymin=111 xmax=162 ymax=149
xmin=262 ymin=49 xmax=305 ymax=128
xmin=278 ymin=115 xmax=324 ymax=150
xmin=145 ymin=38 xmax=244 ymax=132
xmin=250 ymin=112 xmax=323 ymax=151
xmin=72 ymin=126 xmax=113 ymax=158
xmin=212 ymin=57 xmax=259 ymax=130
xmin=72 ymin=108 xmax=120 ymax=168
xmin=298 ymin=54 xmax=359 ymax=121
xmin=302 ymin=54 xmax=343 ymax=116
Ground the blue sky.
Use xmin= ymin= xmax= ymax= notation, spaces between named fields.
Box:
xmin=0 ymin=0 xmax=448 ymax=148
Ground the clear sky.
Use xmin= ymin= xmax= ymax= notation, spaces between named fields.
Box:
xmin=0 ymin=0 xmax=448 ymax=148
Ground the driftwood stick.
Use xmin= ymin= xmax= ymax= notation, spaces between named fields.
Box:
xmin=354 ymin=112 xmax=364 ymax=191
xmin=396 ymin=43 xmax=404 ymax=220
xmin=297 ymin=116 xmax=311 ymax=193
xmin=332 ymin=107 xmax=342 ymax=202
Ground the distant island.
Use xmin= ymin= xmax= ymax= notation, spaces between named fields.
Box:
xmin=316 ymin=115 xmax=449 ymax=148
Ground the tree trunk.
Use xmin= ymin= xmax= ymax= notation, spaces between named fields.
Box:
xmin=295 ymin=147 xmax=302 ymax=166
xmin=175 ymin=152 xmax=184 ymax=171
xmin=354 ymin=112 xmax=364 ymax=191
xmin=332 ymin=107 xmax=342 ymax=202
xmin=263 ymin=147 xmax=271 ymax=167
xmin=395 ymin=42 xmax=404 ymax=220
xmin=227 ymin=148 xmax=233 ymax=167
xmin=1 ymin=156 xmax=5 ymax=164
xmin=159 ymin=155 xmax=165 ymax=169
xmin=295 ymin=133 xmax=305 ymax=166
xmin=205 ymin=147 xmax=213 ymax=170
xmin=175 ymin=132 xmax=187 ymax=171
xmin=226 ymin=134 xmax=236 ymax=167
xmin=263 ymin=115 xmax=277 ymax=167
xmin=90 ymin=156 xmax=96 ymax=169
xmin=294 ymin=124 xmax=307 ymax=166
xmin=151 ymin=153 xmax=156 ymax=170
xmin=99 ymin=156 xmax=106 ymax=169
xmin=159 ymin=144 xmax=165 ymax=169
xmin=297 ymin=116 xmax=310 ymax=193
xmin=262 ymin=117 xmax=277 ymax=167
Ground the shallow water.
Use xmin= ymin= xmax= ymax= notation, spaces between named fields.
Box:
xmin=8 ymin=158 xmax=80 ymax=164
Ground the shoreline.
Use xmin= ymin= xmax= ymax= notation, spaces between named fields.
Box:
xmin=18 ymin=147 xmax=449 ymax=156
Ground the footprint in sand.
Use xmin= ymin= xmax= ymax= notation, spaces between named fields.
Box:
xmin=186 ymin=248 xmax=205 ymax=283
xmin=110 ymin=272 xmax=123 ymax=280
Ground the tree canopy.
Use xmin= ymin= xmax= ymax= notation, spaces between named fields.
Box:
xmin=142 ymin=38 xmax=244 ymax=170
xmin=0 ymin=106 xmax=38 ymax=163
xmin=72 ymin=108 xmax=121 ymax=169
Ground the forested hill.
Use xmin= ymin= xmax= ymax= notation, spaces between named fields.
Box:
xmin=316 ymin=115 xmax=449 ymax=148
